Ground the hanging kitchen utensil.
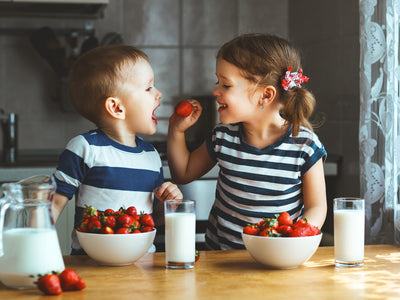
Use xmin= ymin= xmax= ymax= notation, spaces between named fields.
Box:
xmin=29 ymin=27 xmax=68 ymax=77
xmin=100 ymin=32 xmax=124 ymax=45
xmin=80 ymin=34 xmax=99 ymax=54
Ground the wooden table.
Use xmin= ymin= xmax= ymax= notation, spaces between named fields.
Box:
xmin=1 ymin=245 xmax=399 ymax=299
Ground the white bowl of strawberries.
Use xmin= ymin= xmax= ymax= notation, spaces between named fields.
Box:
xmin=242 ymin=212 xmax=322 ymax=269
xmin=76 ymin=205 xmax=156 ymax=266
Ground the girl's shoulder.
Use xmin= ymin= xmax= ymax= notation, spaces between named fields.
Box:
xmin=292 ymin=126 xmax=323 ymax=145
xmin=212 ymin=123 xmax=241 ymax=135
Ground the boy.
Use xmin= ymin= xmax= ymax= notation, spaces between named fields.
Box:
xmin=51 ymin=45 xmax=182 ymax=254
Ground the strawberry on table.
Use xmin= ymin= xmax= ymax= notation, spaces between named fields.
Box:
xmin=37 ymin=273 xmax=62 ymax=295
xmin=59 ymin=269 xmax=86 ymax=291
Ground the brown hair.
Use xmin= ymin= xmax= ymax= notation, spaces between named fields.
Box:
xmin=68 ymin=45 xmax=149 ymax=125
xmin=217 ymin=33 xmax=315 ymax=136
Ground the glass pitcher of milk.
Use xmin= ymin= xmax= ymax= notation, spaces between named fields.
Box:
xmin=0 ymin=175 xmax=65 ymax=289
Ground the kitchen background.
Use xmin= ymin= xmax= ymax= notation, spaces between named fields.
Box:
xmin=0 ymin=0 xmax=359 ymax=248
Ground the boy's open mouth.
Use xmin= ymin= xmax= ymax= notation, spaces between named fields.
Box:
xmin=152 ymin=103 xmax=160 ymax=122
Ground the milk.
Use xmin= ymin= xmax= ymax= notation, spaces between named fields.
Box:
xmin=0 ymin=228 xmax=65 ymax=289
xmin=334 ymin=209 xmax=365 ymax=263
xmin=165 ymin=212 xmax=196 ymax=264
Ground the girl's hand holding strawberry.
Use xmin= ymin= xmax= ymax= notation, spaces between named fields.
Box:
xmin=169 ymin=99 xmax=202 ymax=133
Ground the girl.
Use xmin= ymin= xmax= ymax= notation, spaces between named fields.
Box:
xmin=167 ymin=33 xmax=327 ymax=250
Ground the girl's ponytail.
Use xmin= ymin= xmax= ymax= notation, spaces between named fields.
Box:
xmin=281 ymin=87 xmax=316 ymax=136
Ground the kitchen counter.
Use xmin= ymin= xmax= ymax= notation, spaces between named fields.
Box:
xmin=1 ymin=245 xmax=399 ymax=299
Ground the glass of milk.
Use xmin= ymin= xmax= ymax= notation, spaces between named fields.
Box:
xmin=333 ymin=197 xmax=365 ymax=267
xmin=164 ymin=199 xmax=196 ymax=269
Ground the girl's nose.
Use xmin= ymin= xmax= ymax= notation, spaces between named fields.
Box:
xmin=212 ymin=86 xmax=219 ymax=97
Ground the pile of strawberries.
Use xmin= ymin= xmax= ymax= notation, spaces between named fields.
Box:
xmin=35 ymin=269 xmax=85 ymax=295
xmin=77 ymin=205 xmax=155 ymax=234
xmin=242 ymin=212 xmax=321 ymax=237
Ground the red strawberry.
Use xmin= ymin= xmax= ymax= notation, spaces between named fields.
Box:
xmin=100 ymin=226 xmax=114 ymax=234
xmin=117 ymin=214 xmax=134 ymax=228
xmin=37 ymin=273 xmax=62 ymax=295
xmin=293 ymin=218 xmax=308 ymax=228
xmin=116 ymin=227 xmax=130 ymax=234
xmin=277 ymin=224 xmax=294 ymax=236
xmin=104 ymin=208 xmax=115 ymax=216
xmin=277 ymin=212 xmax=293 ymax=226
xmin=59 ymin=269 xmax=86 ymax=291
xmin=140 ymin=213 xmax=155 ymax=227
xmin=100 ymin=215 xmax=116 ymax=229
xmin=243 ymin=224 xmax=260 ymax=235
xmin=175 ymin=100 xmax=193 ymax=117
xmin=87 ymin=216 xmax=102 ymax=232
xmin=125 ymin=206 xmax=138 ymax=218
xmin=140 ymin=226 xmax=154 ymax=232
xmin=258 ymin=227 xmax=280 ymax=237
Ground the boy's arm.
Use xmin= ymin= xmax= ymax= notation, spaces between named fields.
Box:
xmin=51 ymin=192 xmax=69 ymax=223
xmin=301 ymin=158 xmax=327 ymax=229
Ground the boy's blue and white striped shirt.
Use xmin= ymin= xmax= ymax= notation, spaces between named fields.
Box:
xmin=205 ymin=123 xmax=327 ymax=250
xmin=54 ymin=129 xmax=163 ymax=220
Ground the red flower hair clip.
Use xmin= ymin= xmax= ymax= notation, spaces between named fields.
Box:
xmin=281 ymin=67 xmax=309 ymax=91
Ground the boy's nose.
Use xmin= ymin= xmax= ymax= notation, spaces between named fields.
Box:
xmin=156 ymin=89 xmax=162 ymax=100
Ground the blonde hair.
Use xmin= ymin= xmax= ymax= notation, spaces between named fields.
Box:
xmin=217 ymin=33 xmax=315 ymax=136
xmin=68 ymin=45 xmax=149 ymax=125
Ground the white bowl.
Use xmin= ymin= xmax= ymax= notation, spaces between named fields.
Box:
xmin=76 ymin=229 xmax=156 ymax=266
xmin=242 ymin=232 xmax=322 ymax=269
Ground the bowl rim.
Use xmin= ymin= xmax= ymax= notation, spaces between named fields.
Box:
xmin=76 ymin=228 xmax=157 ymax=237
xmin=242 ymin=232 xmax=322 ymax=240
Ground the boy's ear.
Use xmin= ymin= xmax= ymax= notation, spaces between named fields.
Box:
xmin=104 ymin=97 xmax=125 ymax=119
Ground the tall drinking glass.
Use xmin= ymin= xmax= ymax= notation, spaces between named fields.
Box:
xmin=334 ymin=197 xmax=365 ymax=267
xmin=164 ymin=199 xmax=196 ymax=269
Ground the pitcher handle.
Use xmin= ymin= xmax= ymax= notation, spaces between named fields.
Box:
xmin=0 ymin=196 xmax=11 ymax=256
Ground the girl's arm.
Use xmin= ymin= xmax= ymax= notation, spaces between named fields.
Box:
xmin=167 ymin=100 xmax=216 ymax=184
xmin=301 ymin=158 xmax=327 ymax=229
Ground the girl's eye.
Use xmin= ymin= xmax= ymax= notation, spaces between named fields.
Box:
xmin=215 ymin=81 xmax=230 ymax=88
xmin=146 ymin=87 xmax=153 ymax=92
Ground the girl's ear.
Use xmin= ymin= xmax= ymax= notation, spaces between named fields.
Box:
xmin=262 ymin=86 xmax=277 ymax=103
xmin=104 ymin=97 xmax=125 ymax=120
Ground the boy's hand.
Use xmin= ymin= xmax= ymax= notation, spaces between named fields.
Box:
xmin=154 ymin=182 xmax=183 ymax=202
xmin=169 ymin=99 xmax=202 ymax=133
